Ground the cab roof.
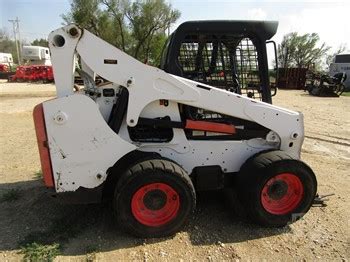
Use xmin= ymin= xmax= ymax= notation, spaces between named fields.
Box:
xmin=172 ymin=20 xmax=279 ymax=40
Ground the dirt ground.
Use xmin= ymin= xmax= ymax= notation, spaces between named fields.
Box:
xmin=0 ymin=80 xmax=349 ymax=261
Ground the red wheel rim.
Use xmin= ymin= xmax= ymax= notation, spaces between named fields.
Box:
xmin=131 ymin=183 xmax=180 ymax=227
xmin=261 ymin=173 xmax=304 ymax=215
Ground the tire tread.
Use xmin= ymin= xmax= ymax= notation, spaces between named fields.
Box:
xmin=114 ymin=158 xmax=195 ymax=237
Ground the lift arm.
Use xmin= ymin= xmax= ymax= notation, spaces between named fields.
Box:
xmin=48 ymin=24 xmax=304 ymax=158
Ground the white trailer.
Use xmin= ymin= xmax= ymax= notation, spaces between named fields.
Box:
xmin=22 ymin=46 xmax=51 ymax=65
xmin=0 ymin=53 xmax=14 ymax=66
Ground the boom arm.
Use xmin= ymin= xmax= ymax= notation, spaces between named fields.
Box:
xmin=49 ymin=24 xmax=304 ymax=157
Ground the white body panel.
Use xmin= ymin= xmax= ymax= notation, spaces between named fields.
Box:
xmin=44 ymin=24 xmax=305 ymax=192
xmin=139 ymin=140 xmax=274 ymax=174
xmin=43 ymin=94 xmax=136 ymax=192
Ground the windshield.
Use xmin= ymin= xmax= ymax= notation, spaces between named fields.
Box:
xmin=335 ymin=54 xmax=350 ymax=63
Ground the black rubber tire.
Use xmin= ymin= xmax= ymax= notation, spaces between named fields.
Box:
xmin=335 ymin=83 xmax=345 ymax=96
xmin=236 ymin=150 xmax=317 ymax=227
xmin=113 ymin=158 xmax=196 ymax=237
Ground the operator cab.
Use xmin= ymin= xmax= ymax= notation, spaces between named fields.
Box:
xmin=160 ymin=20 xmax=278 ymax=103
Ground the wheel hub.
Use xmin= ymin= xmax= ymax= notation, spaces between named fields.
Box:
xmin=143 ymin=189 xmax=167 ymax=210
xmin=131 ymin=183 xmax=180 ymax=227
xmin=267 ymin=180 xmax=288 ymax=200
xmin=261 ymin=173 xmax=304 ymax=215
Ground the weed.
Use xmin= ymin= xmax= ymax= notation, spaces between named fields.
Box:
xmin=85 ymin=244 xmax=99 ymax=254
xmin=1 ymin=189 xmax=20 ymax=202
xmin=34 ymin=170 xmax=43 ymax=179
xmin=20 ymin=206 xmax=102 ymax=261
xmin=21 ymin=242 xmax=60 ymax=262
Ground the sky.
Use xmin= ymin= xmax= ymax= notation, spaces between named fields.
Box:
xmin=1 ymin=0 xmax=350 ymax=55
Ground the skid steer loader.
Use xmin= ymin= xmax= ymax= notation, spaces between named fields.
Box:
xmin=33 ymin=21 xmax=317 ymax=237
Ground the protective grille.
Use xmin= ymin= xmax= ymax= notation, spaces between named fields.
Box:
xmin=235 ymin=38 xmax=261 ymax=99
xmin=177 ymin=35 xmax=262 ymax=125
xmin=178 ymin=35 xmax=262 ymax=100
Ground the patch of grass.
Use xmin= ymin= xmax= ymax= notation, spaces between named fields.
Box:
xmin=34 ymin=170 xmax=43 ymax=179
xmin=19 ymin=216 xmax=80 ymax=261
xmin=20 ymin=206 xmax=102 ymax=261
xmin=1 ymin=188 xmax=20 ymax=202
xmin=20 ymin=215 xmax=84 ymax=246
xmin=85 ymin=244 xmax=99 ymax=254
xmin=20 ymin=242 xmax=60 ymax=262
xmin=341 ymin=92 xmax=350 ymax=97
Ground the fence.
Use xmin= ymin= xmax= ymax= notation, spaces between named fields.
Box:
xmin=277 ymin=68 xmax=308 ymax=89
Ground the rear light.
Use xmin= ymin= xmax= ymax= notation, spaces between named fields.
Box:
xmin=33 ymin=103 xmax=54 ymax=187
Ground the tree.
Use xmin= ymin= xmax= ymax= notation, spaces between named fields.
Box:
xmin=62 ymin=0 xmax=180 ymax=65
xmin=126 ymin=0 xmax=180 ymax=63
xmin=277 ymin=33 xmax=297 ymax=69
xmin=31 ymin=38 xmax=49 ymax=47
xmin=100 ymin=0 xmax=130 ymax=51
xmin=62 ymin=0 xmax=103 ymax=36
xmin=277 ymin=32 xmax=330 ymax=70
xmin=0 ymin=29 xmax=19 ymax=63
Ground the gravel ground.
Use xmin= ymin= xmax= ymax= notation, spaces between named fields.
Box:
xmin=0 ymin=80 xmax=349 ymax=261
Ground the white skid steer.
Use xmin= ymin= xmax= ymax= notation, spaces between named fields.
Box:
xmin=33 ymin=22 xmax=317 ymax=237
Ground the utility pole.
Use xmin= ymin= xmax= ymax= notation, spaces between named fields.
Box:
xmin=8 ymin=17 xmax=21 ymax=65
xmin=17 ymin=17 xmax=22 ymax=62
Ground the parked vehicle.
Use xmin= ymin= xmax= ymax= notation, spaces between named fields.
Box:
xmin=33 ymin=22 xmax=318 ymax=238
xmin=0 ymin=52 xmax=14 ymax=67
xmin=305 ymin=71 xmax=346 ymax=97
xmin=329 ymin=53 xmax=350 ymax=91
xmin=22 ymin=46 xmax=51 ymax=66
xmin=8 ymin=46 xmax=53 ymax=83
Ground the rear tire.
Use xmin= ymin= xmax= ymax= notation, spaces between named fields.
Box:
xmin=335 ymin=83 xmax=345 ymax=96
xmin=113 ymin=158 xmax=196 ymax=237
xmin=236 ymin=150 xmax=317 ymax=227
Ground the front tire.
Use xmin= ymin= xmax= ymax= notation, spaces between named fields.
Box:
xmin=113 ymin=158 xmax=196 ymax=237
xmin=236 ymin=150 xmax=317 ymax=227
